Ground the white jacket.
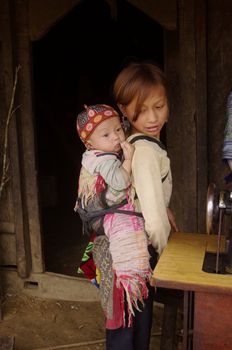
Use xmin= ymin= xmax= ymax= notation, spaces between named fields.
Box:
xmin=127 ymin=133 xmax=172 ymax=255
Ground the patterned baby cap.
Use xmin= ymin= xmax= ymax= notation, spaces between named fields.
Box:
xmin=76 ymin=104 xmax=119 ymax=143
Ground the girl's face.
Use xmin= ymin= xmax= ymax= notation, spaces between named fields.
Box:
xmin=87 ymin=116 xmax=125 ymax=152
xmin=123 ymin=84 xmax=169 ymax=139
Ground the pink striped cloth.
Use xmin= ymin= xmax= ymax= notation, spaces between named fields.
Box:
xmin=104 ymin=202 xmax=151 ymax=326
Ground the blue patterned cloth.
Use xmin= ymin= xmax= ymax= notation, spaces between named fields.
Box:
xmin=222 ymin=90 xmax=232 ymax=183
xmin=223 ymin=90 xmax=232 ymax=160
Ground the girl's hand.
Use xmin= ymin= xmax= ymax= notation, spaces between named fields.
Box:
xmin=121 ymin=141 xmax=135 ymax=160
xmin=167 ymin=207 xmax=179 ymax=232
xmin=150 ymin=276 xmax=156 ymax=287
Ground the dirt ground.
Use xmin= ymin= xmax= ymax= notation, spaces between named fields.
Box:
xmin=0 ymin=292 xmax=182 ymax=350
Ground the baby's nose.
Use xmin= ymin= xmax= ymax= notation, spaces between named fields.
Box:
xmin=112 ymin=132 xmax=119 ymax=139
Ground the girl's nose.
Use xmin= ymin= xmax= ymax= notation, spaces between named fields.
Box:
xmin=148 ymin=109 xmax=158 ymax=122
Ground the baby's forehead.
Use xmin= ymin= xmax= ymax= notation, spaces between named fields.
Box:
xmin=97 ymin=116 xmax=121 ymax=130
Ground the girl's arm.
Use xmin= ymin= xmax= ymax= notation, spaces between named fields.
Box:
xmin=132 ymin=144 xmax=171 ymax=255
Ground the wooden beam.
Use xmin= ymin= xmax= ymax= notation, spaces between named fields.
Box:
xmin=12 ymin=0 xmax=44 ymax=273
xmin=179 ymin=0 xmax=197 ymax=232
xmin=168 ymin=0 xmax=207 ymax=233
xmin=164 ymin=29 xmax=184 ymax=229
xmin=195 ymin=0 xmax=207 ymax=232
xmin=29 ymin=0 xmax=82 ymax=40
xmin=126 ymin=0 xmax=177 ymax=30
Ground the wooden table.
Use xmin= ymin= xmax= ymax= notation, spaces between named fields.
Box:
xmin=153 ymin=232 xmax=232 ymax=350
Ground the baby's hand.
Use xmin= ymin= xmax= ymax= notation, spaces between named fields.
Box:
xmin=121 ymin=141 xmax=135 ymax=160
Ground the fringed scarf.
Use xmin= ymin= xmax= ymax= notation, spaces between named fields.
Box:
xmin=103 ymin=202 xmax=151 ymax=327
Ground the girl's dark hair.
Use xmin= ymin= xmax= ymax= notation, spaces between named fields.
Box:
xmin=113 ymin=61 xmax=168 ymax=121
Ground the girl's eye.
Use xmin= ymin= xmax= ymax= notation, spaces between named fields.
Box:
xmin=116 ymin=127 xmax=122 ymax=132
xmin=156 ymin=105 xmax=164 ymax=109
xmin=103 ymin=134 xmax=109 ymax=137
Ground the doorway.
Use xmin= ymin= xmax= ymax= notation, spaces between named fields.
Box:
xmin=32 ymin=0 xmax=164 ymax=276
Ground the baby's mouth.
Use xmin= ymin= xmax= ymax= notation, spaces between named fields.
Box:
xmin=114 ymin=144 xmax=121 ymax=151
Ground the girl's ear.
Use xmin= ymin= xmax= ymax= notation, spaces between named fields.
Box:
xmin=118 ymin=103 xmax=127 ymax=116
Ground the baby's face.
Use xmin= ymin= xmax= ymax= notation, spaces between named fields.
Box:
xmin=87 ymin=117 xmax=125 ymax=152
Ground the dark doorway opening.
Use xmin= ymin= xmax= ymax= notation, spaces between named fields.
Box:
xmin=32 ymin=0 xmax=164 ymax=276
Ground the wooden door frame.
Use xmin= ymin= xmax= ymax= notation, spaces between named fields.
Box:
xmin=165 ymin=0 xmax=207 ymax=233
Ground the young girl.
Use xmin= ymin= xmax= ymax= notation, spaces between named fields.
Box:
xmin=108 ymin=61 xmax=175 ymax=350
xmin=75 ymin=104 xmax=151 ymax=331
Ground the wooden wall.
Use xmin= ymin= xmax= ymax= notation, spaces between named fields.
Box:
xmin=207 ymin=0 xmax=232 ymax=189
xmin=166 ymin=0 xmax=232 ymax=234
xmin=0 ymin=1 xmax=22 ymax=270
xmin=165 ymin=0 xmax=207 ymax=233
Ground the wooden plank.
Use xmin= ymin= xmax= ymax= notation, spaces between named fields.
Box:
xmin=0 ymin=275 xmax=2 ymax=321
xmin=164 ymin=29 xmax=183 ymax=229
xmin=0 ymin=233 xmax=16 ymax=265
xmin=153 ymin=232 xmax=232 ymax=294
xmin=195 ymin=0 xmax=208 ymax=233
xmin=194 ymin=292 xmax=232 ymax=350
xmin=29 ymin=0 xmax=82 ymax=40
xmin=13 ymin=0 xmax=43 ymax=273
xmin=0 ymin=0 xmax=30 ymax=278
xmin=0 ymin=222 xmax=15 ymax=234
xmin=176 ymin=0 xmax=197 ymax=232
xmin=127 ymin=0 xmax=177 ymax=30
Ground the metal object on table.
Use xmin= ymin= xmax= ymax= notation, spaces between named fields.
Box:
xmin=206 ymin=183 xmax=219 ymax=235
xmin=205 ymin=183 xmax=232 ymax=274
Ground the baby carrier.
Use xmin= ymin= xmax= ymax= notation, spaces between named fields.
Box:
xmin=75 ymin=135 xmax=168 ymax=236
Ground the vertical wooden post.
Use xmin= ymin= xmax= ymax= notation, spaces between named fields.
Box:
xmin=178 ymin=0 xmax=197 ymax=232
xmin=165 ymin=0 xmax=207 ymax=233
xmin=164 ymin=29 xmax=183 ymax=228
xmin=12 ymin=0 xmax=44 ymax=273
xmin=195 ymin=0 xmax=207 ymax=233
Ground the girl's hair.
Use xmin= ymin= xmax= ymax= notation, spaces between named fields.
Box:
xmin=113 ymin=61 xmax=168 ymax=121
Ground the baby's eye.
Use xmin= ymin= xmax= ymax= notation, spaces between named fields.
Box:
xmin=116 ymin=127 xmax=122 ymax=132
xmin=156 ymin=105 xmax=164 ymax=109
xmin=103 ymin=133 xmax=109 ymax=137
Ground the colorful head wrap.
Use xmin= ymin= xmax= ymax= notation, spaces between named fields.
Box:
xmin=76 ymin=104 xmax=119 ymax=144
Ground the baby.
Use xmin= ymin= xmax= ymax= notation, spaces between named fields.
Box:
xmin=75 ymin=104 xmax=151 ymax=327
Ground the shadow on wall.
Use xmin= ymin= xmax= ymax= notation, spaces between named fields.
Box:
xmin=32 ymin=0 xmax=164 ymax=276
